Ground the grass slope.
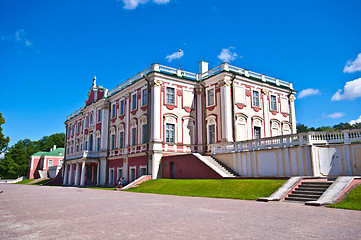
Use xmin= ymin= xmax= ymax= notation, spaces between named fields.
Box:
xmin=328 ymin=184 xmax=361 ymax=211
xmin=14 ymin=179 xmax=35 ymax=184
xmin=126 ymin=179 xmax=286 ymax=200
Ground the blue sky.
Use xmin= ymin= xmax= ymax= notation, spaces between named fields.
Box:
xmin=1 ymin=0 xmax=361 ymax=146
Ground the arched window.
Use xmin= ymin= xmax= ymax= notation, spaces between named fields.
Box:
xmin=206 ymin=115 xmax=217 ymax=144
xmin=235 ymin=113 xmax=247 ymax=141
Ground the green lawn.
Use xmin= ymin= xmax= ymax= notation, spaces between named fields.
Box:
xmin=30 ymin=179 xmax=52 ymax=185
xmin=125 ymin=179 xmax=286 ymax=200
xmin=14 ymin=179 xmax=36 ymax=184
xmin=328 ymin=184 xmax=361 ymax=211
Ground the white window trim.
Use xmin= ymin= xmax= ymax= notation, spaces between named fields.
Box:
xmin=131 ymin=93 xmax=138 ymax=111
xmin=139 ymin=165 xmax=147 ymax=176
xmin=206 ymin=86 xmax=216 ymax=107
xmin=117 ymin=167 xmax=123 ymax=180
xmin=48 ymin=159 xmax=53 ymax=167
xmin=252 ymin=117 xmax=263 ymax=139
xmin=252 ymin=90 xmax=260 ymax=108
xmin=270 ymin=95 xmax=277 ymax=111
xmin=165 ymin=86 xmax=176 ymax=105
xmin=108 ymin=168 xmax=115 ymax=185
xmin=111 ymin=103 xmax=116 ymax=118
xmin=164 ymin=114 xmax=177 ymax=143
xmin=119 ymin=98 xmax=125 ymax=116
xmin=97 ymin=108 xmax=102 ymax=123
xmin=206 ymin=115 xmax=217 ymax=144
xmin=129 ymin=166 xmax=136 ymax=182
xmin=141 ymin=87 xmax=148 ymax=107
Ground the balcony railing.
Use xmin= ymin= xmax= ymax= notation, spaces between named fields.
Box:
xmin=210 ymin=129 xmax=361 ymax=154
xmin=66 ymin=150 xmax=107 ymax=160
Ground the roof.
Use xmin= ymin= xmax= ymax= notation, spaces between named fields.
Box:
xmin=32 ymin=148 xmax=65 ymax=157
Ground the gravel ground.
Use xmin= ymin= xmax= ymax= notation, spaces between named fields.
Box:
xmin=0 ymin=184 xmax=360 ymax=240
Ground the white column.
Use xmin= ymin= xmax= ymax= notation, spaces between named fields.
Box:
xmin=123 ymin=157 xmax=128 ymax=182
xmin=99 ymin=158 xmax=107 ymax=185
xmin=151 ymin=152 xmax=162 ymax=179
xmin=74 ymin=163 xmax=80 ymax=186
xmin=290 ymin=95 xmax=297 ymax=133
xmin=96 ymin=162 xmax=100 ymax=186
xmin=80 ymin=162 xmax=86 ymax=186
xmin=263 ymin=91 xmax=270 ymax=138
xmin=151 ymin=80 xmax=162 ymax=141
xmin=68 ymin=164 xmax=73 ymax=185
xmin=63 ymin=164 xmax=68 ymax=185
xmin=124 ymin=95 xmax=130 ymax=153
xmin=219 ymin=79 xmax=233 ymax=142
xmin=196 ymin=89 xmax=203 ymax=149
xmin=101 ymin=106 xmax=109 ymax=151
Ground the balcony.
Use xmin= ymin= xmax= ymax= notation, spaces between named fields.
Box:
xmin=66 ymin=150 xmax=107 ymax=160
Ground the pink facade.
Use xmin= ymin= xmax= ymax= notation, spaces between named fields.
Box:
xmin=63 ymin=62 xmax=296 ymax=186
xmin=28 ymin=147 xmax=64 ymax=179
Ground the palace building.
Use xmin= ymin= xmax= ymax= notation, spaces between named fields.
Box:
xmin=63 ymin=61 xmax=296 ymax=186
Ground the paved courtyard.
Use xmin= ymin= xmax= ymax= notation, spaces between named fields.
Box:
xmin=0 ymin=184 xmax=360 ymax=239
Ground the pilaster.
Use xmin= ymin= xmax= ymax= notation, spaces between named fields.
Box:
xmin=219 ymin=78 xmax=233 ymax=142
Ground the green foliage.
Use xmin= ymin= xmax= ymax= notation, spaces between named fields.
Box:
xmin=0 ymin=133 xmax=65 ymax=179
xmin=126 ymin=179 xmax=286 ymax=200
xmin=0 ymin=112 xmax=10 ymax=154
xmin=297 ymin=122 xmax=361 ymax=133
xmin=328 ymin=185 xmax=361 ymax=211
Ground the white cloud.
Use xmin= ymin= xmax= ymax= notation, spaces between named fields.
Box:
xmin=350 ymin=115 xmax=361 ymax=125
xmin=218 ymin=47 xmax=239 ymax=63
xmin=0 ymin=29 xmax=32 ymax=47
xmin=327 ymin=112 xmax=345 ymax=119
xmin=298 ymin=88 xmax=320 ymax=99
xmin=331 ymin=78 xmax=361 ymax=101
xmin=165 ymin=50 xmax=184 ymax=62
xmin=344 ymin=53 xmax=361 ymax=73
xmin=121 ymin=0 xmax=169 ymax=9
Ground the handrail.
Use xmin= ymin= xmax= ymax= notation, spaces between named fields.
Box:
xmin=210 ymin=129 xmax=361 ymax=154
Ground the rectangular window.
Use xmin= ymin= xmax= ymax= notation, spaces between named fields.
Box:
xmin=142 ymin=89 xmax=148 ymax=106
xmin=132 ymin=94 xmax=137 ymax=110
xmin=85 ymin=141 xmax=88 ymax=151
xmin=96 ymin=137 xmax=101 ymax=151
xmin=166 ymin=87 xmax=175 ymax=105
xmin=270 ymin=95 xmax=277 ymax=111
xmin=86 ymin=116 xmax=89 ymax=127
xmin=90 ymin=113 xmax=93 ymax=124
xmin=254 ymin=127 xmax=261 ymax=139
xmin=165 ymin=123 xmax=175 ymax=143
xmin=119 ymin=132 xmax=124 ymax=148
xmin=142 ymin=124 xmax=148 ymax=144
xmin=117 ymin=168 xmax=123 ymax=180
xmin=97 ymin=109 xmax=102 ymax=122
xmin=111 ymin=134 xmax=115 ymax=150
xmin=112 ymin=104 xmax=116 ymax=118
xmin=120 ymin=100 xmax=125 ymax=115
xmin=48 ymin=159 xmax=53 ymax=167
xmin=209 ymin=124 xmax=216 ymax=144
xmin=77 ymin=122 xmax=80 ymax=133
xmin=71 ymin=126 xmax=74 ymax=135
xmin=131 ymin=128 xmax=136 ymax=146
xmin=207 ymin=89 xmax=215 ymax=106
xmin=76 ymin=145 xmax=79 ymax=152
xmin=81 ymin=120 xmax=84 ymax=131
xmin=253 ymin=91 xmax=259 ymax=107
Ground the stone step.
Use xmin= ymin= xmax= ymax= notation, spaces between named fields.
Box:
xmin=297 ymin=186 xmax=329 ymax=191
xmin=285 ymin=196 xmax=319 ymax=202
xmin=301 ymin=182 xmax=333 ymax=187
xmin=293 ymin=190 xmax=325 ymax=195
xmin=288 ymin=193 xmax=322 ymax=198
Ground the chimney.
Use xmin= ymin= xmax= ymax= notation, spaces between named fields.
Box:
xmin=92 ymin=76 xmax=96 ymax=88
xmin=198 ymin=61 xmax=209 ymax=74
xmin=53 ymin=145 xmax=57 ymax=151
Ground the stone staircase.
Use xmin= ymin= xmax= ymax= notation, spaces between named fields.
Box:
xmin=285 ymin=181 xmax=333 ymax=202
xmin=193 ymin=153 xmax=238 ymax=178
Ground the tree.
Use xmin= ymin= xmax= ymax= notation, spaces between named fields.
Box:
xmin=0 ymin=112 xmax=10 ymax=154
xmin=0 ymin=133 xmax=65 ymax=179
